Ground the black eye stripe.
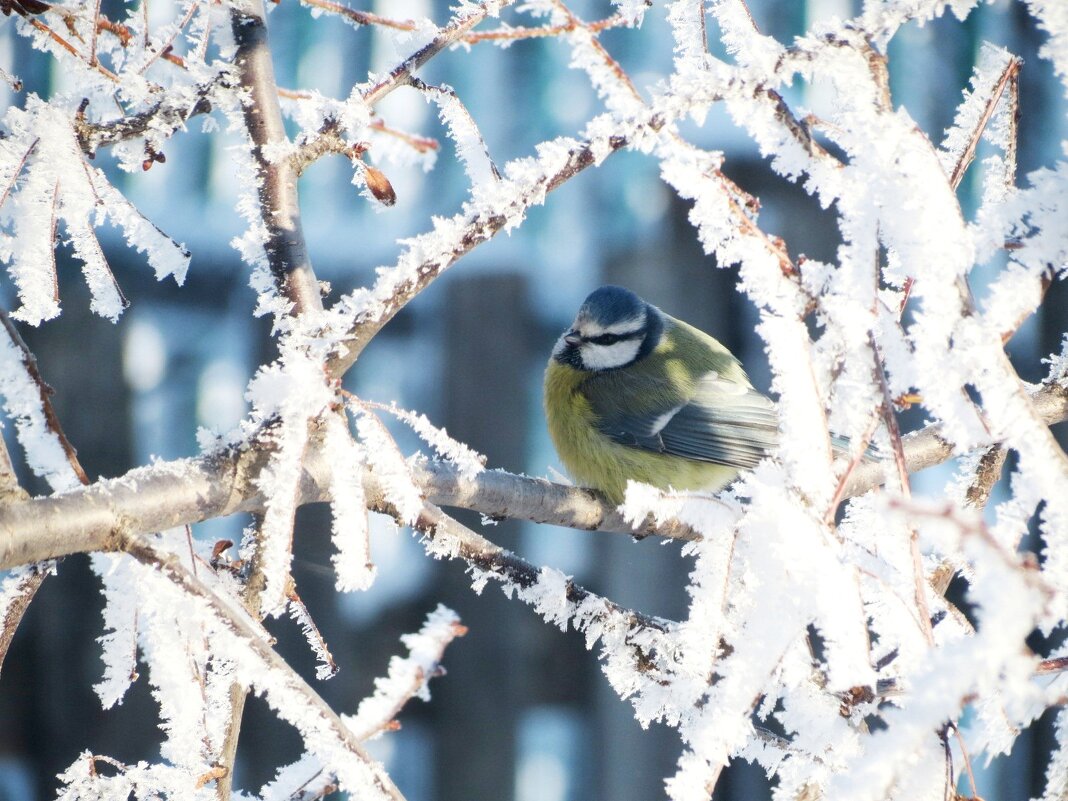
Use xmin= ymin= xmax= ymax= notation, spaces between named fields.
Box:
xmin=585 ymin=332 xmax=639 ymax=346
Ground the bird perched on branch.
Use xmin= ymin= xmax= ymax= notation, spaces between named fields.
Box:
xmin=544 ymin=285 xmax=781 ymax=504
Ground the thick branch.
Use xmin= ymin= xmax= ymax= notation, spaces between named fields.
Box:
xmin=1 ymin=381 xmax=1064 ymax=569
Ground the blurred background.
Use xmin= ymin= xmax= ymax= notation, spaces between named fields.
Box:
xmin=1 ymin=0 xmax=1067 ymax=799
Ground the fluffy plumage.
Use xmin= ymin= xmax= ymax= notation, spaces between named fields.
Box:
xmin=544 ymin=286 xmax=778 ymax=503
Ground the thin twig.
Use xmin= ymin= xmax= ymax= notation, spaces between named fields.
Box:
xmin=87 ymin=0 xmax=101 ymax=66
xmin=0 ymin=310 xmax=90 ymax=486
xmin=297 ymin=0 xmax=415 ymax=30
xmin=947 ymin=57 xmax=1021 ymax=192
xmin=27 ymin=18 xmax=120 ymax=81
xmin=462 ymin=13 xmax=628 ymax=43
xmin=138 ymin=0 xmax=199 ymax=74
xmin=361 ymin=0 xmax=517 ymax=108
xmin=0 ymin=137 xmax=39 ymax=212
xmin=872 ymin=336 xmax=935 ymax=647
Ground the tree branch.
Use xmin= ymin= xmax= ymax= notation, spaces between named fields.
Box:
xmin=72 ymin=79 xmax=220 ymax=155
xmin=327 ymin=127 xmax=637 ymax=376
xmin=119 ymin=536 xmax=407 ymax=801
xmin=361 ymin=0 xmax=516 ymax=108
xmin=230 ymin=0 xmax=322 ymax=316
xmin=1 ymin=381 xmax=1064 ymax=570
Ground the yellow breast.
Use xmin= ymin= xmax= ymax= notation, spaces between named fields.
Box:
xmin=543 ymin=360 xmax=737 ymax=504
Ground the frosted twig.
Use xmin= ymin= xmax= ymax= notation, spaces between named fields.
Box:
xmin=0 ymin=310 xmax=90 ymax=486
xmin=361 ymin=402 xmax=487 ymax=482
xmin=73 ymin=79 xmax=220 ymax=154
xmin=347 ymin=605 xmax=466 ymax=741
xmin=410 ymin=77 xmax=499 ymax=186
xmin=0 ymin=565 xmax=46 ymax=673
xmin=462 ymin=12 xmax=630 ymax=43
xmin=550 ymin=0 xmax=642 ymax=102
xmin=138 ymin=0 xmax=200 ymax=74
xmin=0 ymin=310 xmax=87 ymax=676
xmin=86 ymin=0 xmax=101 ymax=67
xmin=26 ymin=18 xmax=120 ymax=81
xmin=824 ymin=414 xmax=880 ymax=525
xmin=872 ymin=337 xmax=934 ymax=647
xmin=117 ymin=535 xmax=409 ymax=801
xmin=946 ymin=56 xmax=1021 ymax=192
xmin=362 ymin=0 xmax=518 ymax=108
xmin=298 ymin=0 xmax=415 ymax=30
xmin=230 ymin=0 xmax=322 ymax=316
xmin=329 ymin=126 xmax=639 ymax=375
xmin=0 ymin=137 xmax=38 ymax=213
xmin=371 ymin=497 xmax=675 ymax=662
xmin=290 ymin=123 xmax=355 ymax=177
xmin=287 ymin=586 xmax=338 ymax=680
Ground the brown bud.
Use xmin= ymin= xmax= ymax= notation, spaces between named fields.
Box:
xmin=364 ymin=165 xmax=396 ymax=206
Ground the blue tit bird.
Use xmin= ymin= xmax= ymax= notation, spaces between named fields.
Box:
xmin=544 ymin=285 xmax=779 ymax=504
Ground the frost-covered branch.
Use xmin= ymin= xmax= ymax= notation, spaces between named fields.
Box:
xmin=329 ymin=124 xmax=638 ymax=375
xmin=72 ymin=78 xmax=221 ymax=155
xmin=116 ymin=536 xmax=408 ymax=801
xmin=2 ymin=379 xmax=1067 ymax=570
xmin=361 ymin=0 xmax=516 ymax=108
xmin=230 ymin=0 xmax=322 ymax=317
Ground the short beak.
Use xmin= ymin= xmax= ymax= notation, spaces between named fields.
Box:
xmin=564 ymin=332 xmax=581 ymax=346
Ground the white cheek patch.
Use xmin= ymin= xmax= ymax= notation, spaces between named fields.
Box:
xmin=580 ymin=338 xmax=642 ymax=370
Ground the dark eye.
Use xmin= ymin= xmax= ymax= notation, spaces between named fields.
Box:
xmin=587 ymin=333 xmax=625 ymax=346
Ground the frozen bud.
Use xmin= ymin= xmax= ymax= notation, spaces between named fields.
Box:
xmin=364 ymin=165 xmax=396 ymax=206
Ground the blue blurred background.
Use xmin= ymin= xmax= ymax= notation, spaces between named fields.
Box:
xmin=1 ymin=0 xmax=1067 ymax=798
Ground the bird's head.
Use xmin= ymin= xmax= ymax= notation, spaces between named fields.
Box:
xmin=552 ymin=285 xmax=664 ymax=372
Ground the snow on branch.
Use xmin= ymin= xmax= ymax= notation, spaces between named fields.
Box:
xmin=5 ymin=1 xmax=1068 ymax=799
xmin=1 ymin=380 xmax=1067 ymax=571
xmin=329 ymin=120 xmax=641 ymax=375
xmin=346 ymin=604 xmax=466 ymax=740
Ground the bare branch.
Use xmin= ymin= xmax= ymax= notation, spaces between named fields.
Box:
xmin=230 ymin=0 xmax=322 ymax=315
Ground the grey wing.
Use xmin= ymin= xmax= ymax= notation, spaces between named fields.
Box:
xmin=597 ymin=373 xmax=779 ymax=469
